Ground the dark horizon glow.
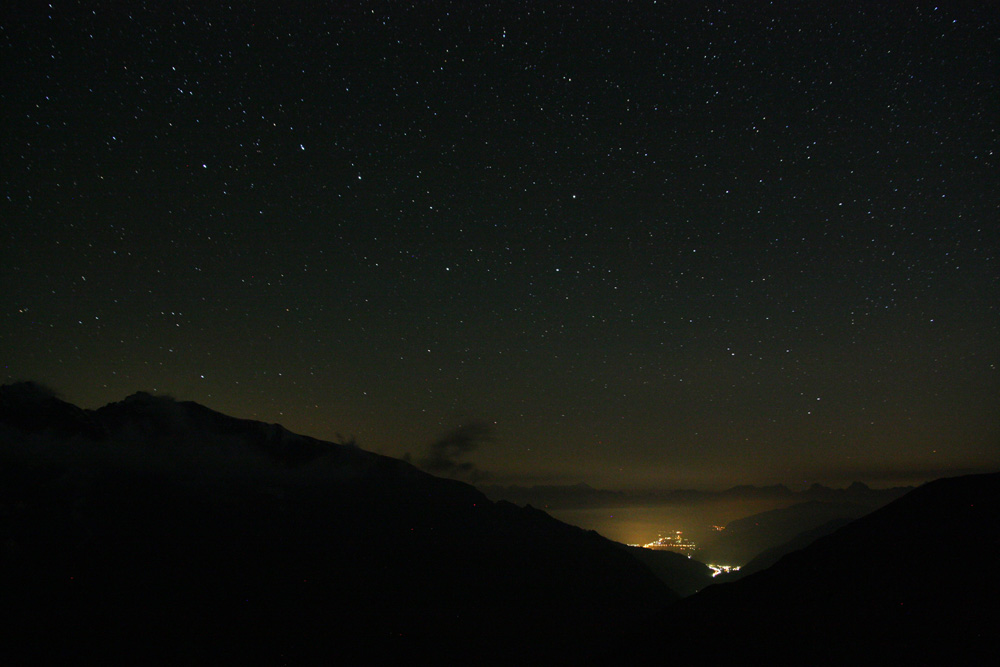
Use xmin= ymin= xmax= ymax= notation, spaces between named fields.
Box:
xmin=2 ymin=3 xmax=998 ymax=490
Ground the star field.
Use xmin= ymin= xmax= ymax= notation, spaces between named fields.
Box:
xmin=2 ymin=2 xmax=998 ymax=488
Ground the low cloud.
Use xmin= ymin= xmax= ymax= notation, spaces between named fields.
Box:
xmin=414 ymin=421 xmax=493 ymax=482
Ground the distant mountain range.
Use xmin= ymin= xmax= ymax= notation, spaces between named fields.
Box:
xmin=696 ymin=499 xmax=889 ymax=565
xmin=480 ymin=479 xmax=912 ymax=509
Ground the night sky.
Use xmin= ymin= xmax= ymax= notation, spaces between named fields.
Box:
xmin=3 ymin=2 xmax=998 ymax=489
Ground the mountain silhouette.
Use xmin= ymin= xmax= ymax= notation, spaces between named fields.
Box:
xmin=600 ymin=471 xmax=1000 ymax=666
xmin=618 ymin=544 xmax=714 ymax=597
xmin=0 ymin=381 xmax=106 ymax=439
xmin=697 ymin=499 xmax=885 ymax=565
xmin=717 ymin=516 xmax=856 ymax=581
xmin=481 ymin=479 xmax=908 ymax=509
xmin=1 ymin=385 xmax=676 ymax=665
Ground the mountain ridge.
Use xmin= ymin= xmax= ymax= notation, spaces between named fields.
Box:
xmin=1 ymin=383 xmax=678 ymax=665
xmin=599 ymin=471 xmax=1000 ymax=665
xmin=481 ymin=479 xmax=912 ymax=509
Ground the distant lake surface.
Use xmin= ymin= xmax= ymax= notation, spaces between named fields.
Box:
xmin=547 ymin=497 xmax=795 ymax=547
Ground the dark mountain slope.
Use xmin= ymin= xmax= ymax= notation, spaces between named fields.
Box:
xmin=601 ymin=472 xmax=1000 ymax=666
xmin=719 ymin=516 xmax=855 ymax=581
xmin=0 ymin=381 xmax=106 ymax=439
xmin=0 ymin=386 xmax=676 ymax=665
xmin=92 ymin=391 xmax=338 ymax=466
xmin=698 ymin=499 xmax=880 ymax=565
xmin=619 ymin=544 xmax=714 ymax=597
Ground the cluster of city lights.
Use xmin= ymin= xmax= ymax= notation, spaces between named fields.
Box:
xmin=641 ymin=531 xmax=698 ymax=552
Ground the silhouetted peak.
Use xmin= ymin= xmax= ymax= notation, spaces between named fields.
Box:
xmin=2 ymin=387 xmax=677 ymax=666
xmin=90 ymin=393 xmax=344 ymax=467
xmin=121 ymin=390 xmax=172 ymax=404
xmin=0 ymin=381 xmax=104 ymax=438
xmin=0 ymin=380 xmax=61 ymax=402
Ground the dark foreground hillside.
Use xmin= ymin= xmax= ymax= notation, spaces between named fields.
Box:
xmin=600 ymin=471 xmax=1000 ymax=666
xmin=0 ymin=384 xmax=675 ymax=665
xmin=697 ymin=499 xmax=891 ymax=565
